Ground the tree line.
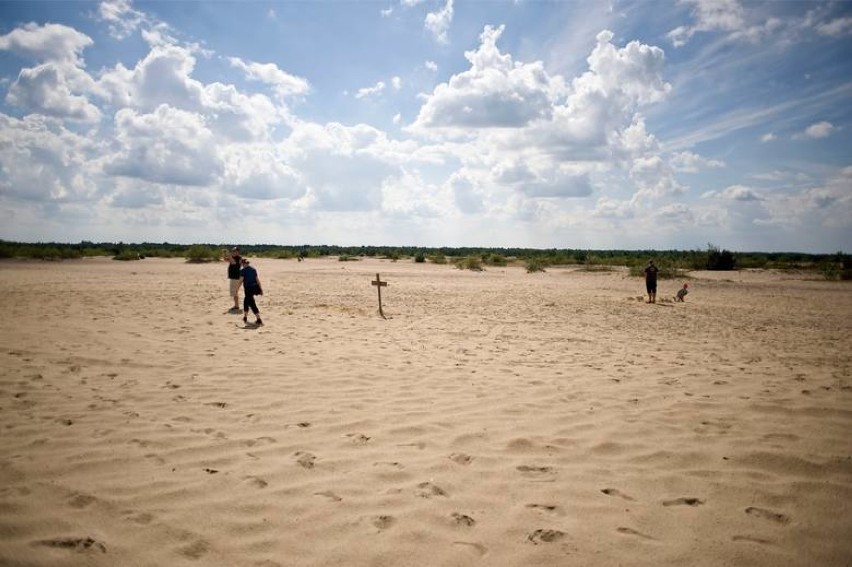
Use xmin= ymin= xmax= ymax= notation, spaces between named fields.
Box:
xmin=0 ymin=239 xmax=848 ymax=279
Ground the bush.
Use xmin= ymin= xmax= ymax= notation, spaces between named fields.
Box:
xmin=526 ymin=258 xmax=547 ymax=273
xmin=185 ymin=245 xmax=216 ymax=263
xmin=706 ymin=244 xmax=735 ymax=270
xmin=113 ymin=251 xmax=142 ymax=261
xmin=428 ymin=254 xmax=446 ymax=264
xmin=455 ymin=256 xmax=483 ymax=271
xmin=414 ymin=252 xmax=425 ymax=263
xmin=483 ymin=253 xmax=507 ymax=267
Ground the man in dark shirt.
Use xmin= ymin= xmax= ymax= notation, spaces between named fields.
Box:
xmin=644 ymin=260 xmax=658 ymax=304
xmin=222 ymin=246 xmax=242 ymax=311
xmin=239 ymin=258 xmax=263 ymax=326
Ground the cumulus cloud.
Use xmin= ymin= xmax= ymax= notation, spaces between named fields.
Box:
xmin=228 ymin=57 xmax=310 ymax=99
xmin=0 ymin=22 xmax=92 ymax=65
xmin=425 ymin=0 xmax=454 ymax=44
xmin=355 ymin=81 xmax=386 ymax=99
xmin=670 ymin=150 xmax=725 ymax=172
xmin=104 ymin=105 xmax=222 ymax=186
xmin=411 ymin=25 xmax=559 ymax=129
xmin=97 ymin=0 xmax=146 ymax=40
xmin=802 ymin=121 xmax=834 ymax=139
xmin=667 ymin=0 xmax=745 ymax=46
xmin=0 ymin=114 xmax=99 ymax=202
xmin=0 ymin=23 xmax=101 ymax=121
xmin=760 ymin=132 xmax=776 ymax=142
xmin=817 ymin=16 xmax=852 ymax=37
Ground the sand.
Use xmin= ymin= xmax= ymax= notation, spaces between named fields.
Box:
xmin=1 ymin=256 xmax=850 ymax=566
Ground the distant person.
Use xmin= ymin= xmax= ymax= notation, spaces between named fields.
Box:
xmin=222 ymin=246 xmax=242 ymax=311
xmin=239 ymin=258 xmax=264 ymax=326
xmin=675 ymin=283 xmax=689 ymax=302
xmin=644 ymin=260 xmax=658 ymax=304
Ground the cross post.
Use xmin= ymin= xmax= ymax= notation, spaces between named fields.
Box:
xmin=371 ymin=273 xmax=388 ymax=319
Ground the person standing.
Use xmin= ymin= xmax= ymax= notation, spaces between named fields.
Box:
xmin=644 ymin=260 xmax=658 ymax=304
xmin=222 ymin=246 xmax=242 ymax=311
xmin=239 ymin=258 xmax=264 ymax=326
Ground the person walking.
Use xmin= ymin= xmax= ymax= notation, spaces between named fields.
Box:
xmin=223 ymin=246 xmax=242 ymax=311
xmin=644 ymin=260 xmax=658 ymax=304
xmin=239 ymin=258 xmax=264 ymax=326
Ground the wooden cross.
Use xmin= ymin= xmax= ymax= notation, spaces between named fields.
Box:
xmin=371 ymin=273 xmax=388 ymax=319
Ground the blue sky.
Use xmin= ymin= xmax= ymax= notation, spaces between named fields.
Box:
xmin=0 ymin=0 xmax=850 ymax=252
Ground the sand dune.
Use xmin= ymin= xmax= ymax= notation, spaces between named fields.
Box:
xmin=1 ymin=257 xmax=850 ymax=566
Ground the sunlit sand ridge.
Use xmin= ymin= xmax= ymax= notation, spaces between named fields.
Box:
xmin=1 ymin=257 xmax=850 ymax=566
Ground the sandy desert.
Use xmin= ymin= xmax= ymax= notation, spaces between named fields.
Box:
xmin=1 ymin=256 xmax=850 ymax=566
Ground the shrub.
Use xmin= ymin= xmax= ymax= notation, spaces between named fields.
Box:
xmin=113 ymin=250 xmax=142 ymax=261
xmin=526 ymin=258 xmax=547 ymax=273
xmin=483 ymin=253 xmax=507 ymax=267
xmin=706 ymin=244 xmax=735 ymax=270
xmin=414 ymin=252 xmax=425 ymax=263
xmin=428 ymin=254 xmax=446 ymax=264
xmin=455 ymin=256 xmax=483 ymax=271
xmin=185 ymin=245 xmax=216 ymax=263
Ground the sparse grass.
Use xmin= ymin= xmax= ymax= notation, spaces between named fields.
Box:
xmin=455 ymin=256 xmax=483 ymax=271
xmin=113 ymin=251 xmax=143 ymax=261
xmin=526 ymin=258 xmax=547 ymax=273
xmin=338 ymin=255 xmax=360 ymax=262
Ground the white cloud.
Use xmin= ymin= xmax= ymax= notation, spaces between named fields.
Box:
xmin=802 ymin=120 xmax=834 ymax=139
xmin=425 ymin=60 xmax=438 ymax=72
xmin=227 ymin=57 xmax=310 ymax=99
xmin=425 ymin=0 xmax=454 ymax=44
xmin=355 ymin=81 xmax=386 ymax=99
xmin=817 ymin=16 xmax=852 ymax=37
xmin=411 ymin=25 xmax=559 ymax=129
xmin=97 ymin=0 xmax=146 ymax=40
xmin=667 ymin=0 xmax=745 ymax=46
xmin=0 ymin=22 xmax=92 ymax=65
xmin=760 ymin=132 xmax=776 ymax=142
xmin=0 ymin=23 xmax=102 ymax=121
xmin=6 ymin=63 xmax=101 ymax=122
xmin=104 ymin=105 xmax=222 ymax=186
xmin=670 ymin=150 xmax=725 ymax=172
xmin=0 ymin=114 xmax=99 ymax=203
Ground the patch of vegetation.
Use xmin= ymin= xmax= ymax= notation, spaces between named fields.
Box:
xmin=526 ymin=258 xmax=547 ymax=273
xmin=185 ymin=245 xmax=217 ymax=263
xmin=113 ymin=251 xmax=142 ymax=261
xmin=338 ymin=255 xmax=360 ymax=262
xmin=482 ymin=253 xmax=507 ymax=267
xmin=414 ymin=252 xmax=426 ymax=263
xmin=428 ymin=254 xmax=447 ymax=264
xmin=455 ymin=256 xmax=483 ymax=271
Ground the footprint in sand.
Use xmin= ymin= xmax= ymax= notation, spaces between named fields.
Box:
xmin=346 ymin=433 xmax=372 ymax=444
xmin=244 ymin=476 xmax=268 ymax=489
xmin=601 ymin=488 xmax=635 ymax=501
xmin=67 ymin=494 xmax=96 ymax=509
xmin=517 ymin=465 xmax=555 ymax=476
xmin=416 ymin=481 xmax=448 ymax=498
xmin=526 ymin=503 xmax=562 ymax=514
xmin=453 ymin=541 xmax=487 ymax=555
xmin=295 ymin=452 xmax=317 ymax=469
xmin=178 ymin=539 xmax=209 ymax=559
xmin=34 ymin=536 xmax=106 ymax=553
xmin=732 ymin=535 xmax=773 ymax=544
xmin=449 ymin=453 xmax=473 ymax=465
xmin=663 ymin=497 xmax=704 ymax=507
xmin=745 ymin=506 xmax=790 ymax=525
xmin=617 ymin=527 xmax=656 ymax=540
xmin=527 ymin=529 xmax=565 ymax=544
xmin=314 ymin=490 xmax=342 ymax=502
xmin=371 ymin=515 xmax=395 ymax=530
xmin=452 ymin=512 xmax=476 ymax=526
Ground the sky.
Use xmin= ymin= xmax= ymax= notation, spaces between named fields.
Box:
xmin=0 ymin=0 xmax=850 ymax=252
